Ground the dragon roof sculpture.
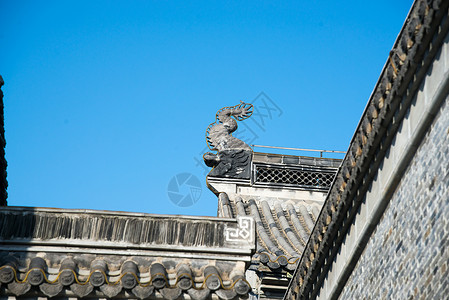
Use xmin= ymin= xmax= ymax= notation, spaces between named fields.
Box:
xmin=203 ymin=102 xmax=254 ymax=179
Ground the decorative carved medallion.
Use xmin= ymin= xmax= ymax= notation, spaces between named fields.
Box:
xmin=225 ymin=216 xmax=254 ymax=242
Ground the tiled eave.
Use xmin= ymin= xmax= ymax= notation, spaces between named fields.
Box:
xmin=285 ymin=0 xmax=449 ymax=299
xmin=0 ymin=207 xmax=255 ymax=299
xmin=218 ymin=193 xmax=321 ymax=272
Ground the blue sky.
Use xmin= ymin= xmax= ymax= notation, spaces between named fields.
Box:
xmin=1 ymin=0 xmax=412 ymax=216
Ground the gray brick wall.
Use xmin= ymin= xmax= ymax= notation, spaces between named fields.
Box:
xmin=339 ymin=97 xmax=449 ymax=299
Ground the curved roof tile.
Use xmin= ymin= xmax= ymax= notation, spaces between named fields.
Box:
xmin=220 ymin=193 xmax=322 ymax=271
xmin=274 ymin=203 xmax=303 ymax=252
xmin=286 ymin=203 xmax=309 ymax=245
xmin=261 ymin=201 xmax=299 ymax=257
xmin=248 ymin=199 xmax=283 ymax=256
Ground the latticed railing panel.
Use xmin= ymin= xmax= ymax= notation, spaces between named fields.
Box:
xmin=254 ymin=165 xmax=336 ymax=189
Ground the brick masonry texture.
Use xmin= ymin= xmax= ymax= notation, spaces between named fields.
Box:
xmin=339 ymin=97 xmax=449 ymax=299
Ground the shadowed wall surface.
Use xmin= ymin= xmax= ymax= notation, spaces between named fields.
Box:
xmin=339 ymin=96 xmax=449 ymax=299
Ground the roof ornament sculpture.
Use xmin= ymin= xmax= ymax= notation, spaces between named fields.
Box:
xmin=203 ymin=101 xmax=254 ymax=179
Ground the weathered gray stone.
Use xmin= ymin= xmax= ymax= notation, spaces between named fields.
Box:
xmin=215 ymin=288 xmax=237 ymax=300
xmin=187 ymin=288 xmax=210 ymax=300
xmin=40 ymin=282 xmax=63 ymax=297
xmin=233 ymin=277 xmax=250 ymax=295
xmin=204 ymin=102 xmax=254 ymax=179
xmin=131 ymin=284 xmax=155 ymax=299
xmin=7 ymin=281 xmax=31 ymax=296
xmin=204 ymin=266 xmax=221 ymax=291
xmin=159 ymin=287 xmax=182 ymax=300
xmin=150 ymin=263 xmax=167 ymax=289
xmin=70 ymin=283 xmax=94 ymax=297
xmin=100 ymin=283 xmax=123 ymax=298
xmin=176 ymin=264 xmax=193 ymax=290
xmin=339 ymin=98 xmax=449 ymax=299
xmin=0 ymin=265 xmax=14 ymax=284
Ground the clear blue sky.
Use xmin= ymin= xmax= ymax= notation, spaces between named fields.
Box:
xmin=1 ymin=0 xmax=412 ymax=216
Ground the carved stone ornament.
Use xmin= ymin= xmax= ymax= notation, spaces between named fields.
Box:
xmin=203 ymin=101 xmax=253 ymax=179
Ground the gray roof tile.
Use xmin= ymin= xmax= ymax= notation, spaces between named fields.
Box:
xmin=220 ymin=193 xmax=322 ymax=271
